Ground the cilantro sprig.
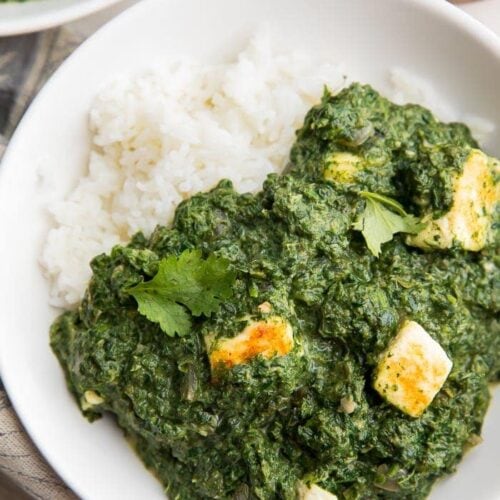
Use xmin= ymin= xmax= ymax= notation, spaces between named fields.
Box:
xmin=353 ymin=192 xmax=425 ymax=257
xmin=128 ymin=249 xmax=236 ymax=337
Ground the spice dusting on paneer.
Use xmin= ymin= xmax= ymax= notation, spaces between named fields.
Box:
xmin=207 ymin=317 xmax=293 ymax=369
xmin=298 ymin=483 xmax=338 ymax=500
xmin=407 ymin=149 xmax=499 ymax=251
xmin=374 ymin=320 xmax=453 ymax=417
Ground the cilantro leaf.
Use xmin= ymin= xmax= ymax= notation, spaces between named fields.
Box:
xmin=128 ymin=249 xmax=236 ymax=337
xmin=134 ymin=294 xmax=192 ymax=337
xmin=353 ymin=191 xmax=425 ymax=257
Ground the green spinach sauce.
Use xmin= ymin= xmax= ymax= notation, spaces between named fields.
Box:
xmin=51 ymin=84 xmax=499 ymax=499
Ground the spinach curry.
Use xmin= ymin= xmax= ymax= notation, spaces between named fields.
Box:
xmin=51 ymin=84 xmax=500 ymax=499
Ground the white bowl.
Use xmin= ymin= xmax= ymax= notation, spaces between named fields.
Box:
xmin=0 ymin=0 xmax=124 ymax=36
xmin=0 ymin=0 xmax=499 ymax=499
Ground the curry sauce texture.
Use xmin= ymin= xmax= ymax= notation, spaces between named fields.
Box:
xmin=51 ymin=84 xmax=499 ymax=499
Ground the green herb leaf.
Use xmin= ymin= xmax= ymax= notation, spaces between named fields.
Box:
xmin=128 ymin=249 xmax=236 ymax=336
xmin=134 ymin=295 xmax=192 ymax=338
xmin=353 ymin=192 xmax=425 ymax=257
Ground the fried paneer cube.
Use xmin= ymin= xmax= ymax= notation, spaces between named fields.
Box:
xmin=207 ymin=316 xmax=293 ymax=370
xmin=408 ymin=149 xmax=499 ymax=251
xmin=374 ymin=320 xmax=452 ymax=417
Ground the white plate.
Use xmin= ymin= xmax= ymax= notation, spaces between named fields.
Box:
xmin=0 ymin=0 xmax=499 ymax=499
xmin=0 ymin=0 xmax=125 ymax=36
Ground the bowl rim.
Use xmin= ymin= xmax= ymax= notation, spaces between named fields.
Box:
xmin=0 ymin=0 xmax=125 ymax=36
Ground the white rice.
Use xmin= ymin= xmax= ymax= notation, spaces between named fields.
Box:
xmin=40 ymin=34 xmax=495 ymax=307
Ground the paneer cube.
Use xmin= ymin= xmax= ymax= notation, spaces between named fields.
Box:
xmin=207 ymin=316 xmax=293 ymax=370
xmin=323 ymin=152 xmax=363 ymax=183
xmin=374 ymin=320 xmax=452 ymax=417
xmin=407 ymin=149 xmax=499 ymax=251
xmin=297 ymin=483 xmax=338 ymax=500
